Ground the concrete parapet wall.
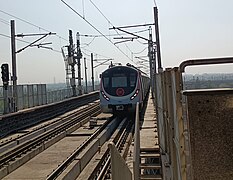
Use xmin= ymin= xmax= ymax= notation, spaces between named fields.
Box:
xmin=184 ymin=89 xmax=233 ymax=180
xmin=0 ymin=92 xmax=99 ymax=138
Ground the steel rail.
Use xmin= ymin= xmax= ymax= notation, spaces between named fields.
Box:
xmin=0 ymin=101 xmax=99 ymax=149
xmin=89 ymin=119 xmax=134 ymax=180
xmin=98 ymin=123 xmax=134 ymax=180
xmin=46 ymin=116 xmax=115 ymax=180
xmin=0 ymin=103 xmax=100 ymax=168
xmin=0 ymin=92 xmax=99 ymax=139
xmin=96 ymin=129 xmax=128 ymax=180
xmin=87 ymin=117 xmax=128 ymax=180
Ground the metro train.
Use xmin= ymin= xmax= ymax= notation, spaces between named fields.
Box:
xmin=99 ymin=63 xmax=150 ymax=114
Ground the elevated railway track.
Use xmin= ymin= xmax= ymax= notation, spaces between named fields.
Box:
xmin=0 ymin=93 xmax=101 ymax=179
xmin=0 ymin=90 xmax=162 ymax=180
xmin=0 ymin=91 xmax=99 ymax=139
xmin=6 ymin=57 xmax=233 ymax=180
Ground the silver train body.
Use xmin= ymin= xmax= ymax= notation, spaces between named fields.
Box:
xmin=99 ymin=64 xmax=150 ymax=114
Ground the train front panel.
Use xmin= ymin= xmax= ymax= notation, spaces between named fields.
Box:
xmin=100 ymin=66 xmax=141 ymax=113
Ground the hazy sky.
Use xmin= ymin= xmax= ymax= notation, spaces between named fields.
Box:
xmin=1 ymin=0 xmax=233 ymax=85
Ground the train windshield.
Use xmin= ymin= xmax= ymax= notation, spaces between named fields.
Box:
xmin=102 ymin=67 xmax=138 ymax=96
xmin=112 ymin=74 xmax=127 ymax=87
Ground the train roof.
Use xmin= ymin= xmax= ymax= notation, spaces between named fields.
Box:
xmin=102 ymin=63 xmax=149 ymax=77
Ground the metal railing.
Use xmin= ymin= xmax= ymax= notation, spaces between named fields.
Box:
xmin=133 ymin=102 xmax=140 ymax=180
xmin=152 ymin=56 xmax=233 ymax=180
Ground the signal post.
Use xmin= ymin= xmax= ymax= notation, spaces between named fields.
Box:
xmin=1 ymin=63 xmax=10 ymax=114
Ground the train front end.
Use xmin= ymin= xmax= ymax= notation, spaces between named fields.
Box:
xmin=100 ymin=65 xmax=142 ymax=114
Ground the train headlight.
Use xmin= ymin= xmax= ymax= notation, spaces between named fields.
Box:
xmin=101 ymin=91 xmax=110 ymax=101
xmin=130 ymin=89 xmax=139 ymax=100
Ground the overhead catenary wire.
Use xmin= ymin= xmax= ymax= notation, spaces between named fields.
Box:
xmin=79 ymin=29 xmax=149 ymax=38
xmin=82 ymin=47 xmax=112 ymax=59
xmin=82 ymin=50 xmax=91 ymax=57
xmin=137 ymin=39 xmax=148 ymax=45
xmin=0 ymin=33 xmax=61 ymax=53
xmin=88 ymin=0 xmax=151 ymax=68
xmin=81 ymin=36 xmax=96 ymax=48
xmin=0 ymin=10 xmax=63 ymax=53
xmin=0 ymin=33 xmax=11 ymax=39
xmin=88 ymin=0 xmax=136 ymax=63
xmin=0 ymin=33 xmax=31 ymax=44
xmin=0 ymin=7 xmax=111 ymax=63
xmin=0 ymin=9 xmax=68 ymax=42
xmin=80 ymin=30 xmax=149 ymax=55
xmin=61 ymin=0 xmax=134 ymax=64
xmin=0 ymin=6 xmax=142 ymax=63
xmin=0 ymin=6 xmax=144 ymax=64
xmin=82 ymin=50 xmax=112 ymax=69
xmin=134 ymin=47 xmax=148 ymax=55
xmin=0 ymin=17 xmax=10 ymax=25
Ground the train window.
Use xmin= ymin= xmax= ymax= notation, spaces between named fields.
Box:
xmin=101 ymin=67 xmax=138 ymax=96
xmin=103 ymin=77 xmax=109 ymax=88
xmin=130 ymin=73 xmax=136 ymax=87
xmin=112 ymin=76 xmax=127 ymax=87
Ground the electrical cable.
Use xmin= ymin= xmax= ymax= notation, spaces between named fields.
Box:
xmin=88 ymin=0 xmax=135 ymax=63
xmin=0 ymin=17 xmax=10 ymax=25
xmin=61 ymin=0 xmax=134 ymax=63
xmin=81 ymin=36 xmax=96 ymax=48
xmin=0 ymin=33 xmax=61 ymax=53
xmin=134 ymin=47 xmax=148 ymax=54
xmin=0 ymin=8 xmax=109 ymax=58
xmin=88 ymin=1 xmax=151 ymax=66
xmin=0 ymin=33 xmax=30 ymax=43
xmin=82 ymin=47 xmax=112 ymax=59
xmin=79 ymin=29 xmax=149 ymax=38
xmin=0 ymin=9 xmax=68 ymax=42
